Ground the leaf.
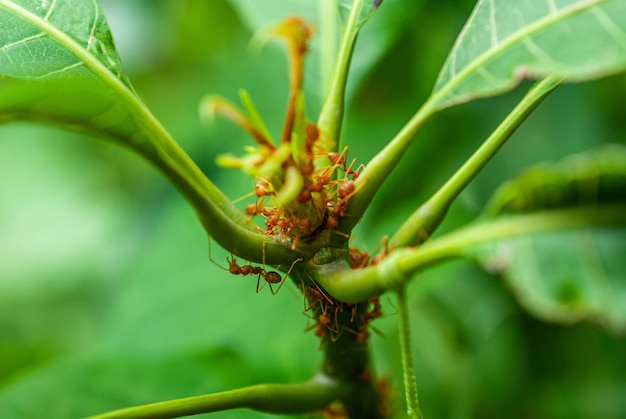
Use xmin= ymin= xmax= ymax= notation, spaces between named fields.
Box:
xmin=476 ymin=145 xmax=626 ymax=331
xmin=0 ymin=352 xmax=269 ymax=419
xmin=431 ymin=0 xmax=626 ymax=109
xmin=0 ymin=0 xmax=129 ymax=84
xmin=485 ymin=143 xmax=626 ymax=215
xmin=226 ymin=0 xmax=420 ymax=102
xmin=480 ymin=228 xmax=626 ymax=332
xmin=0 ymin=0 xmax=155 ymax=155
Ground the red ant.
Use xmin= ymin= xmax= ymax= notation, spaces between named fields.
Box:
xmin=349 ymin=246 xmax=370 ymax=269
xmin=324 ymin=178 xmax=364 ymax=233
xmin=255 ymin=178 xmax=274 ymax=197
xmin=209 ymin=240 xmax=301 ymax=295
xmin=225 ymin=255 xmax=301 ymax=295
xmin=327 ymin=146 xmax=364 ymax=180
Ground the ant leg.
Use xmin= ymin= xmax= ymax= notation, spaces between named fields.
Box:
xmin=256 ymin=273 xmax=267 ymax=293
xmin=232 ymin=189 xmax=256 ymax=204
xmin=269 ymin=257 xmax=302 ymax=295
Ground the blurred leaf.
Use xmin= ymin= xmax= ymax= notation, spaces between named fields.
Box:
xmin=94 ymin=197 xmax=320 ymax=381
xmin=226 ymin=0 xmax=420 ymax=103
xmin=475 ymin=145 xmax=626 ymax=331
xmin=480 ymin=228 xmax=626 ymax=332
xmin=0 ymin=351 xmax=277 ymax=419
xmin=0 ymin=195 xmax=320 ymax=417
xmin=431 ymin=0 xmax=626 ymax=109
xmin=485 ymin=144 xmax=626 ymax=215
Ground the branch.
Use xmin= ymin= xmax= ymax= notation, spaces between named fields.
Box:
xmin=391 ymin=76 xmax=562 ymax=247
xmin=316 ymin=204 xmax=626 ymax=302
xmin=86 ymin=378 xmax=340 ymax=419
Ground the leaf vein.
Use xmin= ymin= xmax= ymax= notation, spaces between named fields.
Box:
xmin=547 ymin=0 xmax=558 ymax=14
xmin=522 ymin=37 xmax=560 ymax=68
xmin=590 ymin=5 xmax=626 ymax=50
xmin=489 ymin=0 xmax=498 ymax=46
xmin=35 ymin=61 xmax=83 ymax=78
xmin=433 ymin=0 xmax=606 ymax=108
xmin=44 ymin=0 xmax=58 ymax=21
xmin=1 ymin=32 xmax=46 ymax=52
xmin=86 ymin=0 xmax=99 ymax=53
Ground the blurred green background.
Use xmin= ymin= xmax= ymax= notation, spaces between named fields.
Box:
xmin=1 ymin=0 xmax=625 ymax=418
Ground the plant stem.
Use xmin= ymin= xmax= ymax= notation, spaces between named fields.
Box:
xmin=339 ymin=99 xmax=438 ymax=234
xmin=397 ymin=287 xmax=422 ymax=419
xmin=316 ymin=204 xmax=626 ymax=302
xmin=321 ymin=301 xmax=387 ymax=418
xmin=86 ymin=380 xmax=340 ymax=419
xmin=317 ymin=0 xmax=365 ymax=155
xmin=391 ymin=76 xmax=562 ymax=247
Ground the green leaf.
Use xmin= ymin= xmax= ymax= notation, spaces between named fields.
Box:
xmin=431 ymin=0 xmax=626 ymax=109
xmin=0 ymin=0 xmax=156 ymax=156
xmin=0 ymin=0 xmax=129 ymax=84
xmin=476 ymin=145 xmax=626 ymax=331
xmin=485 ymin=144 xmax=626 ymax=215
xmin=480 ymin=227 xmax=626 ymax=332
xmin=0 ymin=352 xmax=271 ymax=419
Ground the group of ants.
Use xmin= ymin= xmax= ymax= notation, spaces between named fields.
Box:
xmin=243 ymin=122 xmax=365 ymax=248
xmin=210 ymin=133 xmax=391 ymax=346
xmin=213 ymin=250 xmax=386 ymax=347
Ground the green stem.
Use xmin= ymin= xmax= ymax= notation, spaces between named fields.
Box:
xmin=339 ymin=98 xmax=438 ymax=234
xmin=320 ymin=301 xmax=387 ymax=418
xmin=316 ymin=204 xmax=626 ymax=302
xmin=391 ymin=76 xmax=562 ymax=247
xmin=397 ymin=287 xmax=422 ymax=419
xmin=317 ymin=0 xmax=365 ymax=154
xmin=86 ymin=379 xmax=340 ymax=419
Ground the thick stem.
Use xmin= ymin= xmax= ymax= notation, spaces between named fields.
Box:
xmin=321 ymin=302 xmax=387 ymax=418
xmin=86 ymin=380 xmax=339 ymax=419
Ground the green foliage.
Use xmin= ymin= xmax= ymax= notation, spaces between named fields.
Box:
xmin=433 ymin=0 xmax=626 ymax=109
xmin=0 ymin=0 xmax=139 ymax=143
xmin=478 ymin=146 xmax=626 ymax=331
xmin=1 ymin=0 xmax=626 ymax=418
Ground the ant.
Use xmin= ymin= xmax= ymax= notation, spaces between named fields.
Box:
xmin=349 ymin=246 xmax=370 ymax=269
xmin=225 ymin=254 xmax=301 ymax=295
xmin=327 ymin=146 xmax=364 ymax=180
xmin=254 ymin=178 xmax=274 ymax=198
xmin=209 ymin=239 xmax=301 ymax=295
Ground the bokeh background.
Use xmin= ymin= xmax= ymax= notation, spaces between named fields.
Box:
xmin=1 ymin=0 xmax=625 ymax=417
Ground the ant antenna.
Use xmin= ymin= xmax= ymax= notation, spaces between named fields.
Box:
xmin=208 ymin=238 xmax=226 ymax=269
